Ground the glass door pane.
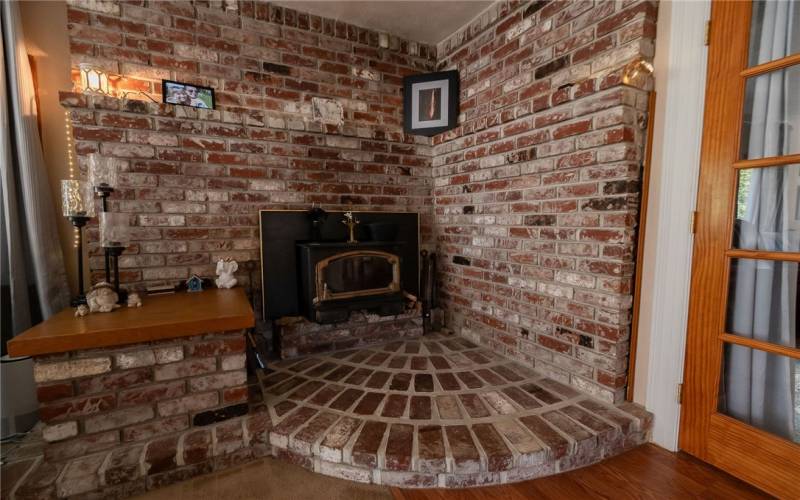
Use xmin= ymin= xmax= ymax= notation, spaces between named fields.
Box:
xmin=748 ymin=0 xmax=800 ymax=67
xmin=733 ymin=165 xmax=800 ymax=252
xmin=726 ymin=258 xmax=799 ymax=348
xmin=718 ymin=343 xmax=800 ymax=444
xmin=739 ymin=65 xmax=800 ymax=160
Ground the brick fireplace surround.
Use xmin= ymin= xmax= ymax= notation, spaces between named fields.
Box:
xmin=61 ymin=0 xmax=656 ymax=404
xmin=5 ymin=0 xmax=658 ymax=496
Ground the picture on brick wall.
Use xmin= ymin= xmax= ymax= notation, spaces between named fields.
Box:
xmin=162 ymin=80 xmax=215 ymax=109
xmin=403 ymin=70 xmax=459 ymax=137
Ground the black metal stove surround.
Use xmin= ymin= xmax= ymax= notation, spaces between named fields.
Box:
xmin=297 ymin=241 xmax=406 ymax=323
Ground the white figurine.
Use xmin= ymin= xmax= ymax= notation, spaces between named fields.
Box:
xmin=86 ymin=282 xmax=120 ymax=313
xmin=127 ymin=292 xmax=142 ymax=308
xmin=215 ymin=258 xmax=238 ymax=289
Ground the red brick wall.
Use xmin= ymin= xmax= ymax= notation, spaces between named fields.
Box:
xmin=432 ymin=1 xmax=657 ymax=403
xmin=64 ymin=0 xmax=436 ymax=290
xmin=63 ymin=0 xmax=658 ymax=402
xmin=25 ymin=331 xmax=274 ymax=497
xmin=33 ymin=331 xmax=248 ymax=462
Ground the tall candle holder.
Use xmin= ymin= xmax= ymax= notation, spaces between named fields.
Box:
xmin=88 ymin=154 xmax=120 ymax=283
xmin=100 ymin=212 xmax=130 ymax=303
xmin=88 ymin=154 xmax=118 ymax=212
xmin=307 ymin=205 xmax=328 ymax=242
xmin=61 ymin=179 xmax=95 ymax=306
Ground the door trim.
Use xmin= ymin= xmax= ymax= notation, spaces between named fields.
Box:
xmin=679 ymin=0 xmax=750 ymax=460
xmin=632 ymin=0 xmax=710 ymax=451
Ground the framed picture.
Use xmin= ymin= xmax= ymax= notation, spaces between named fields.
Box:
xmin=403 ymin=70 xmax=459 ymax=136
xmin=162 ymin=79 xmax=215 ymax=109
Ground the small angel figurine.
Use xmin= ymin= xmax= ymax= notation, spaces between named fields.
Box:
xmin=215 ymin=258 xmax=238 ymax=289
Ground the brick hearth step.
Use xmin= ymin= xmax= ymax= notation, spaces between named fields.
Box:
xmin=260 ymin=333 xmax=652 ymax=488
xmin=2 ymin=334 xmax=651 ymax=496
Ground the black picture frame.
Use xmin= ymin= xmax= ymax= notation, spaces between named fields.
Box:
xmin=403 ymin=70 xmax=459 ymax=137
xmin=161 ymin=79 xmax=215 ymax=110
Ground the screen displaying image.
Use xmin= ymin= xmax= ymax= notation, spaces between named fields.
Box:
xmin=163 ymin=81 xmax=214 ymax=109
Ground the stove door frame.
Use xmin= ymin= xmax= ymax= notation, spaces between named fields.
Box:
xmin=314 ymin=250 xmax=401 ymax=303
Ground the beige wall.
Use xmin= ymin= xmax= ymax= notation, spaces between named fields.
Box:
xmin=19 ymin=0 xmax=78 ymax=294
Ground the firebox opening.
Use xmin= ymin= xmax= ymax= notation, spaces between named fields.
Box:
xmin=316 ymin=250 xmax=400 ymax=303
xmin=298 ymin=241 xmax=407 ymax=324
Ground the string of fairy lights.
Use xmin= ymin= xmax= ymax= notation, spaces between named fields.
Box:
xmin=65 ymin=109 xmax=80 ymax=249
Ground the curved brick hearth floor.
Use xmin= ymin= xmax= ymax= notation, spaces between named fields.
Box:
xmin=260 ymin=333 xmax=652 ymax=488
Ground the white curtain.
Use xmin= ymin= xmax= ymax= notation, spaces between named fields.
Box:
xmin=724 ymin=0 xmax=799 ymax=442
xmin=1 ymin=1 xmax=69 ymax=345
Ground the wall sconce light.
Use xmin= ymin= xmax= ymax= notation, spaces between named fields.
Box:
xmin=79 ymin=63 xmax=111 ymax=96
xmin=622 ymin=58 xmax=655 ymax=88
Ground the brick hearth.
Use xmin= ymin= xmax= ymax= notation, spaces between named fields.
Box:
xmin=3 ymin=334 xmax=651 ymax=496
xmin=259 ymin=333 xmax=652 ymax=487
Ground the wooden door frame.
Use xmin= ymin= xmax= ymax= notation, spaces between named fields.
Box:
xmin=679 ymin=1 xmax=800 ymax=497
xmin=680 ymin=0 xmax=749 ymax=459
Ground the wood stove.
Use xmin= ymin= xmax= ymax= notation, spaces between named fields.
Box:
xmin=297 ymin=241 xmax=406 ymax=323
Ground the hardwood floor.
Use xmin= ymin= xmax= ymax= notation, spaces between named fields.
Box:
xmin=390 ymin=444 xmax=771 ymax=500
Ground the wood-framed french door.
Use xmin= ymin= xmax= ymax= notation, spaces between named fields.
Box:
xmin=680 ymin=0 xmax=800 ymax=498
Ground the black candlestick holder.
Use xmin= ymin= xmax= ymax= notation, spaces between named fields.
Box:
xmin=307 ymin=205 xmax=328 ymax=242
xmin=69 ymin=215 xmax=91 ymax=306
xmin=95 ymin=184 xmax=114 ymax=282
xmin=104 ymin=245 xmax=128 ymax=304
xmin=94 ymin=184 xmax=114 ymax=212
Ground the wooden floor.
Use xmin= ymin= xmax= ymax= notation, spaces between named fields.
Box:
xmin=391 ymin=444 xmax=771 ymax=500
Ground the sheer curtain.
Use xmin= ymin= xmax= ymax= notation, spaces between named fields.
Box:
xmin=1 ymin=1 xmax=69 ymax=344
xmin=723 ymin=0 xmax=799 ymax=442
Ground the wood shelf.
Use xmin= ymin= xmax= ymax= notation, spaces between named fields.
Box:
xmin=6 ymin=288 xmax=254 ymax=357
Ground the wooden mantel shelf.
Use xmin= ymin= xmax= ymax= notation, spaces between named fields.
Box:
xmin=7 ymin=289 xmax=254 ymax=358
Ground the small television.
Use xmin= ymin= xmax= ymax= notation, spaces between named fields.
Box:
xmin=162 ymin=80 xmax=215 ymax=109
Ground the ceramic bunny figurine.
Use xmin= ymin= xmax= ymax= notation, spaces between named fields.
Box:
xmin=215 ymin=258 xmax=238 ymax=289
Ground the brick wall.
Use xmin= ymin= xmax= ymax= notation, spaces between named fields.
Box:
xmin=64 ymin=0 xmax=436 ymax=290
xmin=20 ymin=331 xmax=273 ymax=497
xmin=432 ymin=1 xmax=657 ymax=403
xmin=33 ymin=331 xmax=249 ymax=461
xmin=61 ymin=0 xmax=658 ymax=403
xmin=277 ymin=307 xmax=423 ymax=358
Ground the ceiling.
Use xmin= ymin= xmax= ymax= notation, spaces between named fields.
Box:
xmin=271 ymin=1 xmax=493 ymax=45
